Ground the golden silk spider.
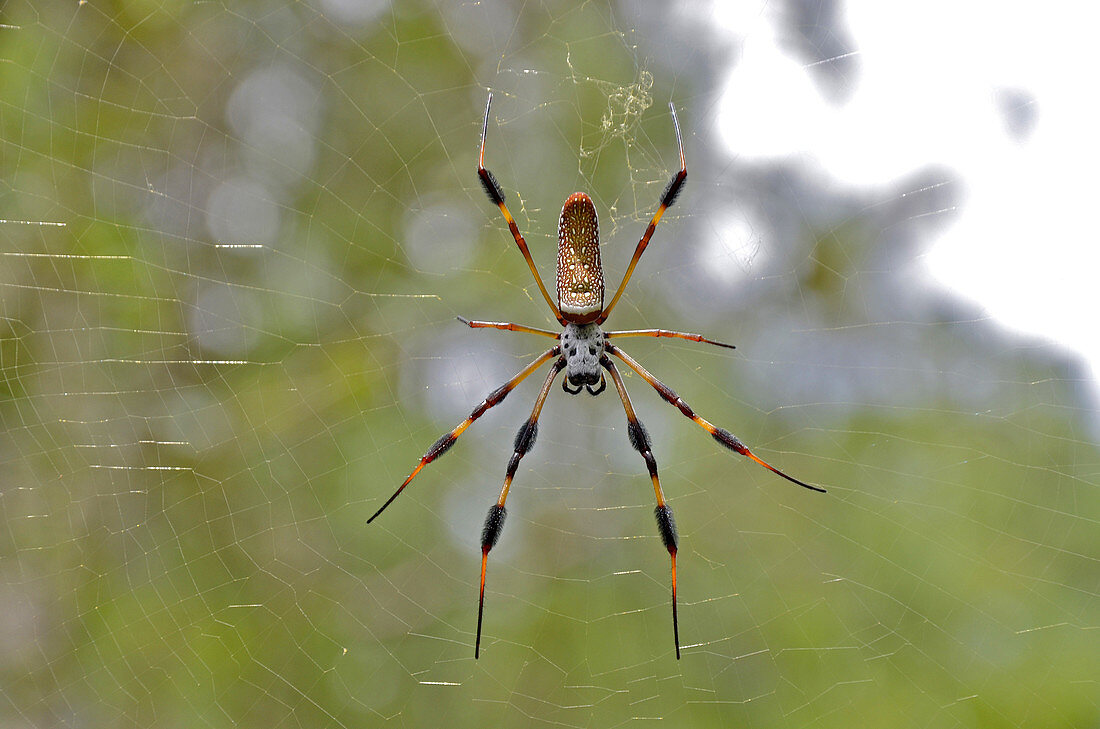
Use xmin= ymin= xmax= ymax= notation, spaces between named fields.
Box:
xmin=369 ymin=93 xmax=825 ymax=659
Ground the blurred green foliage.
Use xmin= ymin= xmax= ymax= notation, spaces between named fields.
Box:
xmin=1 ymin=2 xmax=1096 ymax=728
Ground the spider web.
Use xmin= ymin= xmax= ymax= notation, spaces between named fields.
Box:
xmin=2 ymin=1 xmax=1097 ymax=727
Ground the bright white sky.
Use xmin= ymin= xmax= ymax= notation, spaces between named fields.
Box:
xmin=710 ymin=1 xmax=1100 ymax=384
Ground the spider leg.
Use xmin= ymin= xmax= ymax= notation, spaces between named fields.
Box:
xmin=477 ymin=357 xmax=566 ymax=658
xmin=367 ymin=346 xmax=562 ymax=524
xmin=457 ymin=316 xmax=559 ymax=339
xmin=606 ymin=328 xmax=735 ymax=350
xmin=598 ymin=103 xmax=687 ymax=324
xmin=606 ymin=343 xmax=825 ymax=493
xmin=601 ymin=354 xmax=681 ymax=660
xmin=478 ymin=93 xmax=566 ymax=325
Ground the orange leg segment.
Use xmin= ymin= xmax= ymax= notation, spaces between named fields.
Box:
xmin=606 ymin=344 xmax=825 ymax=494
xmin=476 ymin=358 xmax=565 ymax=658
xmin=602 ymin=355 xmax=681 ymax=659
xmin=367 ymin=347 xmax=561 ymax=524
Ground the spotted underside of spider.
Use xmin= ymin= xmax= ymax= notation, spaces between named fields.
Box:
xmin=369 ymin=92 xmax=825 ymax=660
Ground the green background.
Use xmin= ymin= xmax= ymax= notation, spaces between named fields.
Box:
xmin=2 ymin=1 xmax=1096 ymax=727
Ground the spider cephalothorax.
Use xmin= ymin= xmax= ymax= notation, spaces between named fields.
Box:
xmin=369 ymin=93 xmax=826 ymax=660
xmin=560 ymin=322 xmax=605 ymax=394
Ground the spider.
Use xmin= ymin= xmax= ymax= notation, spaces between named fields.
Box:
xmin=369 ymin=93 xmax=825 ymax=660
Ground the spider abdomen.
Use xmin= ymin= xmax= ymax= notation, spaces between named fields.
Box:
xmin=557 ymin=192 xmax=604 ymax=323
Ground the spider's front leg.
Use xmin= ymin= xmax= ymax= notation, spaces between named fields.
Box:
xmin=476 ymin=357 xmax=566 ymax=658
xmin=606 ymin=343 xmax=825 ymax=494
xmin=367 ymin=346 xmax=561 ymax=524
xmin=601 ymin=354 xmax=682 ymax=659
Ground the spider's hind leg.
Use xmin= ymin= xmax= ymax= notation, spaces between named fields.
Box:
xmin=598 ymin=103 xmax=687 ymax=325
xmin=478 ymin=93 xmax=565 ymax=325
